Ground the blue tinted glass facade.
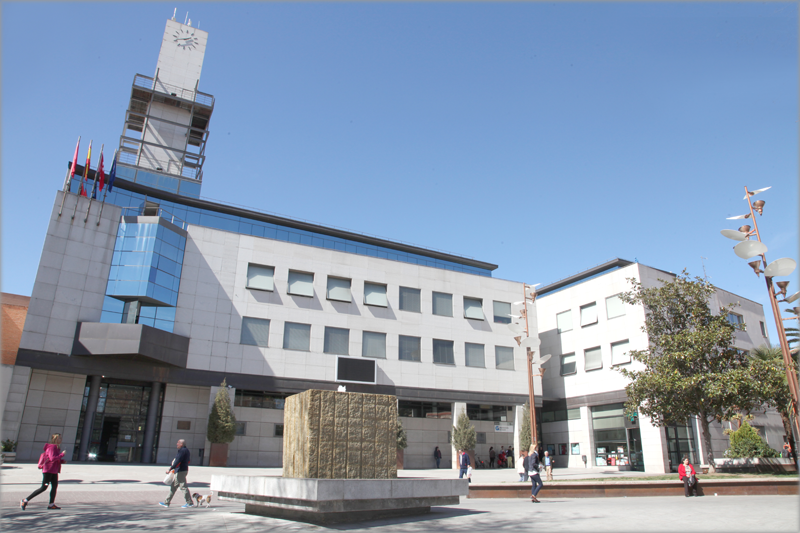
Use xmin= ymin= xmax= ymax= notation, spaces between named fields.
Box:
xmin=71 ymin=176 xmax=491 ymax=276
xmin=112 ymin=164 xmax=201 ymax=199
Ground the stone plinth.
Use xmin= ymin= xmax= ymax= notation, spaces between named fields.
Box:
xmin=283 ymin=389 xmax=397 ymax=479
xmin=212 ymin=475 xmax=469 ymax=525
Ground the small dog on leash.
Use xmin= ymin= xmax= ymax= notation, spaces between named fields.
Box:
xmin=192 ymin=492 xmax=213 ymax=508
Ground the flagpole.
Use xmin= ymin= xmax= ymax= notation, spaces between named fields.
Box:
xmin=84 ymin=144 xmax=103 ymax=222
xmin=58 ymin=136 xmax=81 ymax=217
xmin=73 ymin=139 xmax=92 ymax=219
xmin=97 ymin=149 xmax=117 ymax=226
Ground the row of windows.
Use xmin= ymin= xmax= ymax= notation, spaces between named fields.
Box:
xmin=397 ymin=401 xmax=452 ymax=419
xmin=233 ymin=390 xmax=293 ymax=410
xmin=556 ymin=295 xmax=625 ymax=334
xmin=559 ymin=339 xmax=631 ymax=375
xmin=247 ymin=263 xmax=513 ymax=322
xmin=541 ymin=407 xmax=582 ymax=423
xmin=240 ymin=316 xmax=517 ymax=369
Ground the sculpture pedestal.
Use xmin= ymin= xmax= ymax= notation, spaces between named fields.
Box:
xmin=212 ymin=475 xmax=468 ymax=525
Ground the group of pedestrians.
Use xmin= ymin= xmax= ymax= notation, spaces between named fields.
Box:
xmin=488 ymin=446 xmax=515 ymax=468
xmin=20 ymin=435 xmax=197 ymax=510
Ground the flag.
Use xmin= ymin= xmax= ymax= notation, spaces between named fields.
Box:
xmin=69 ymin=137 xmax=80 ymax=184
xmin=80 ymin=140 xmax=92 ymax=197
xmin=97 ymin=150 xmax=106 ymax=191
xmin=92 ymin=148 xmax=104 ymax=199
xmin=107 ymin=152 xmax=117 ymax=193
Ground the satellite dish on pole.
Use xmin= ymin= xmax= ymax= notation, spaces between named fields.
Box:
xmin=764 ymin=258 xmax=796 ymax=278
xmin=734 ymin=240 xmax=768 ymax=259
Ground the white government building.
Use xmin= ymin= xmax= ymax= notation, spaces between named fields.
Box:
xmin=1 ymin=17 xmax=784 ymax=472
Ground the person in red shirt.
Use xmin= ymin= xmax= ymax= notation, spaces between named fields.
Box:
xmin=678 ymin=456 xmax=699 ymax=497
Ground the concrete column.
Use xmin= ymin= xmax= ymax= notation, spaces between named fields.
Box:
xmin=78 ymin=375 xmax=102 ymax=461
xmin=141 ymin=381 xmax=162 ymax=463
xmin=451 ymin=402 xmax=466 ymax=469
xmin=513 ymin=404 xmax=524 ymax=455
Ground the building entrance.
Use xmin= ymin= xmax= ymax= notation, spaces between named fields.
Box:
xmin=74 ymin=379 xmax=163 ymax=463
xmin=627 ymin=428 xmax=644 ymax=471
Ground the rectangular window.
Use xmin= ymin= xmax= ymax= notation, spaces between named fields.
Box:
xmin=571 ymin=443 xmax=580 ymax=455
xmin=580 ymin=302 xmax=598 ymax=327
xmin=246 ymin=263 xmax=274 ymax=291
xmin=399 ymin=286 xmax=421 ymax=312
xmin=432 ymin=292 xmax=453 ymax=317
xmin=561 ymin=353 xmax=576 ymax=375
xmin=326 ymin=277 xmax=352 ymax=302
xmin=466 ymin=404 xmax=513 ymax=422
xmin=493 ymin=301 xmax=512 ymax=324
xmin=362 ymin=331 xmax=386 ymax=359
xmin=398 ymin=401 xmax=452 ymax=419
xmin=611 ymin=340 xmax=631 ymax=366
xmin=399 ymin=335 xmax=421 ymax=362
xmin=432 ymin=339 xmax=455 ymax=365
xmin=324 ymin=327 xmax=349 ymax=355
xmin=235 ymin=422 xmax=247 ymax=436
xmin=495 ymin=346 xmax=515 ymax=370
xmin=288 ymin=271 xmax=314 ymax=297
xmin=584 ymin=346 xmax=602 ymax=371
xmin=556 ymin=310 xmax=573 ymax=333
xmin=476 ymin=432 xmax=487 ymax=444
xmin=727 ymin=313 xmax=745 ymax=330
xmin=760 ymin=321 xmax=767 ymax=337
xmin=606 ymin=294 xmax=625 ymax=319
xmin=274 ymin=424 xmax=284 ymax=437
xmin=283 ymin=322 xmax=311 ymax=351
xmin=234 ymin=390 xmax=291 ymax=409
xmin=364 ymin=282 xmax=388 ymax=307
xmin=463 ymin=297 xmax=484 ymax=320
xmin=465 ymin=342 xmax=485 ymax=368
xmin=240 ymin=317 xmax=270 ymax=347
xmin=567 ymin=408 xmax=581 ymax=420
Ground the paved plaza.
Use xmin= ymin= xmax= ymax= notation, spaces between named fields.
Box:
xmin=2 ymin=463 xmax=798 ymax=532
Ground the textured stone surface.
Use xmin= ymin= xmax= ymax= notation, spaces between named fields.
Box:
xmin=283 ymin=390 xmax=398 ymax=479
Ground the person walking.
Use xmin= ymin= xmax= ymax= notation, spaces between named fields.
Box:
xmin=434 ymin=446 xmax=442 ymax=468
xmin=517 ymin=451 xmax=528 ymax=482
xmin=159 ymin=439 xmax=194 ymax=508
xmin=458 ymin=449 xmax=470 ymax=479
xmin=678 ymin=456 xmax=699 ymax=497
xmin=524 ymin=445 xmax=543 ymax=503
xmin=489 ymin=446 xmax=496 ymax=468
xmin=544 ymin=450 xmax=554 ymax=481
xmin=20 ymin=433 xmax=66 ymax=510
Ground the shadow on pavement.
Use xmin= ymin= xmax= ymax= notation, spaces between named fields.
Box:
xmin=330 ymin=506 xmax=487 ymax=530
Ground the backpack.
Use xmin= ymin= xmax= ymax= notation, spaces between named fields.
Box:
xmin=38 ymin=452 xmax=46 ymax=469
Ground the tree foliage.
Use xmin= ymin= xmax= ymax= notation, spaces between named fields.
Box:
xmin=396 ymin=418 xmax=408 ymax=450
xmin=616 ymin=271 xmax=774 ymax=471
xmin=519 ymin=402 xmax=532 ymax=453
xmin=724 ymin=419 xmax=780 ymax=458
xmin=207 ymin=380 xmax=237 ymax=444
xmin=452 ymin=410 xmax=476 ymax=452
xmin=748 ymin=344 xmax=797 ymax=463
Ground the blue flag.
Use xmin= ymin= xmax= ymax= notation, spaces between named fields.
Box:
xmin=107 ymin=154 xmax=117 ymax=193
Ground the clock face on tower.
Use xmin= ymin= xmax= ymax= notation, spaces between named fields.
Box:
xmin=173 ymin=28 xmax=199 ymax=50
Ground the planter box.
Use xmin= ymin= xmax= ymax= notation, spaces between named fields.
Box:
xmin=714 ymin=457 xmax=797 ymax=473
xmin=1 ymin=452 xmax=15 ymax=463
xmin=209 ymin=443 xmax=229 ymax=467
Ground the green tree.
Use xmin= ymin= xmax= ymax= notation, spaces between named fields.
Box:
xmin=748 ymin=345 xmax=797 ymax=463
xmin=724 ymin=418 xmax=780 ymax=458
xmin=396 ymin=418 xmax=408 ymax=450
xmin=207 ymin=380 xmax=237 ymax=444
xmin=785 ymin=326 xmax=799 ymax=357
xmin=452 ymin=410 xmax=476 ymax=454
xmin=617 ymin=271 xmax=769 ymax=473
xmin=519 ymin=402 xmax=532 ymax=453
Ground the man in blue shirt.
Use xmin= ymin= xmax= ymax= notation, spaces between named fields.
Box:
xmin=159 ymin=439 xmax=194 ymax=508
xmin=458 ymin=449 xmax=470 ymax=479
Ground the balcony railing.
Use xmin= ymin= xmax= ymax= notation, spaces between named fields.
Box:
xmin=132 ymin=74 xmax=214 ymax=108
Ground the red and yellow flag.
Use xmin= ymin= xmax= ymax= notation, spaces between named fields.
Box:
xmin=80 ymin=140 xmax=92 ymax=197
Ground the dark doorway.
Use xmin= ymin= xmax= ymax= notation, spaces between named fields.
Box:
xmin=98 ymin=417 xmax=121 ymax=462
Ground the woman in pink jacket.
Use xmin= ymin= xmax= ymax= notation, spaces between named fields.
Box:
xmin=678 ymin=455 xmax=699 ymax=497
xmin=20 ymin=433 xmax=66 ymax=510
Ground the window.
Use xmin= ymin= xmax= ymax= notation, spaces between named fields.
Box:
xmin=274 ymin=424 xmax=284 ymax=437
xmin=234 ymin=390 xmax=291 ymax=409
xmin=432 ymin=292 xmax=453 ymax=317
xmin=571 ymin=443 xmax=581 ymax=455
xmin=399 ymin=335 xmax=421 ymax=362
xmin=399 ymin=287 xmax=421 ymax=312
xmin=235 ymin=422 xmax=247 ymax=436
xmin=495 ymin=346 xmax=515 ymax=370
xmin=246 ymin=263 xmax=274 ymax=291
xmin=283 ymin=322 xmax=311 ymax=351
xmin=567 ymin=408 xmax=581 ymax=420
xmin=584 ymin=346 xmax=602 ymax=371
xmin=432 ymin=339 xmax=455 ymax=365
xmin=727 ymin=312 xmax=745 ymax=330
xmin=326 ymin=277 xmax=351 ymax=302
xmin=493 ymin=301 xmax=512 ymax=324
xmin=362 ymin=331 xmax=386 ymax=359
xmin=606 ymin=294 xmax=625 ymax=319
xmin=556 ymin=310 xmax=573 ymax=333
xmin=611 ymin=340 xmax=631 ymax=366
xmin=760 ymin=321 xmax=767 ymax=337
xmin=542 ymin=404 xmax=582 ymax=423
xmin=240 ymin=317 xmax=270 ymax=347
xmin=398 ymin=401 xmax=451 ymax=419
xmin=466 ymin=404 xmax=512 ymax=422
xmin=324 ymin=327 xmax=349 ymax=355
xmin=288 ymin=271 xmax=314 ymax=297
xmin=464 ymin=297 xmax=484 ymax=320
xmin=580 ymin=302 xmax=598 ymax=327
xmin=465 ymin=343 xmax=485 ymax=368
xmin=476 ymin=432 xmax=487 ymax=444
xmin=364 ymin=282 xmax=388 ymax=307
xmin=561 ymin=353 xmax=576 ymax=375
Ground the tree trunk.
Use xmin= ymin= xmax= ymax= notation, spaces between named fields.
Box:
xmin=699 ymin=414 xmax=716 ymax=473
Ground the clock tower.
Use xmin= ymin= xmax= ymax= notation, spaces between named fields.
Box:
xmin=117 ymin=18 xmax=213 ymax=198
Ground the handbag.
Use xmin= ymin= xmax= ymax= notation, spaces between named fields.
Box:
xmin=164 ymin=471 xmax=175 ymax=485
xmin=688 ymin=474 xmax=696 ymax=485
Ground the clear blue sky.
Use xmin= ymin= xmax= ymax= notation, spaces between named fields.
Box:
xmin=2 ymin=2 xmax=798 ymax=342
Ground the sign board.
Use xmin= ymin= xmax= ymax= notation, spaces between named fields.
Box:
xmin=494 ymin=425 xmax=513 ymax=433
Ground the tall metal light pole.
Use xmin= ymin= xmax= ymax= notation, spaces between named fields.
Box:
xmin=721 ymin=185 xmax=800 ymax=443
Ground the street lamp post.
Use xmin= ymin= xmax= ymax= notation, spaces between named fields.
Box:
xmin=721 ymin=186 xmax=800 ymax=445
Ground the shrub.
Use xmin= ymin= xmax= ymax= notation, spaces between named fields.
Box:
xmin=519 ymin=402 xmax=531 ymax=452
xmin=396 ymin=419 xmax=408 ymax=450
xmin=1 ymin=439 xmax=16 ymax=452
xmin=207 ymin=380 xmax=237 ymax=444
xmin=724 ymin=421 xmax=780 ymax=458
xmin=452 ymin=410 xmax=476 ymax=453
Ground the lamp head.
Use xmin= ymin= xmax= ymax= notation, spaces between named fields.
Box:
xmin=737 ymin=225 xmax=751 ymax=234
xmin=748 ymin=260 xmax=764 ymax=277
xmin=514 ymin=336 xmax=522 ymax=346
xmin=752 ymin=200 xmax=765 ymax=215
xmin=776 ymin=281 xmax=790 ymax=298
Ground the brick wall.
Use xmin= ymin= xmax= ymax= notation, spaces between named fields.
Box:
xmin=2 ymin=293 xmax=30 ymax=365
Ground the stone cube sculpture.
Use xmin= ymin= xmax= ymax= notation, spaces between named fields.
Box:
xmin=283 ymin=389 xmax=398 ymax=479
